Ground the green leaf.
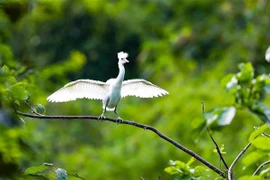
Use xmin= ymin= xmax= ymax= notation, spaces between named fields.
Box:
xmin=23 ymin=164 xmax=58 ymax=180
xmin=165 ymin=160 xmax=191 ymax=176
xmin=249 ymin=124 xmax=269 ymax=142
xmin=0 ymin=65 xmax=10 ymax=76
xmin=255 ymin=74 xmax=270 ymax=86
xmin=249 ymin=103 xmax=270 ymax=125
xmin=236 ymin=62 xmax=254 ymax=82
xmin=21 ymin=175 xmax=48 ymax=180
xmin=213 ymin=144 xmax=226 ymax=154
xmin=204 ymin=107 xmax=236 ymax=127
xmin=24 ymin=165 xmax=51 ymax=175
xmin=252 ymin=74 xmax=270 ymax=96
xmin=34 ymin=104 xmax=46 ymax=114
xmin=242 ymin=151 xmax=266 ymax=167
xmin=55 ymin=168 xmax=68 ymax=180
xmin=221 ymin=74 xmax=238 ymax=91
xmin=238 ymin=175 xmax=261 ymax=180
xmin=164 ymin=166 xmax=180 ymax=175
xmin=186 ymin=157 xmax=195 ymax=166
xmin=4 ymin=76 xmax=17 ymax=87
xmin=259 ymin=167 xmax=270 ymax=176
xmin=10 ymin=82 xmax=29 ymax=101
xmin=193 ymin=166 xmax=209 ymax=177
xmin=252 ymin=136 xmax=270 ymax=150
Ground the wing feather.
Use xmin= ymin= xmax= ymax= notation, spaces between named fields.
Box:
xmin=121 ymin=79 xmax=168 ymax=98
xmin=47 ymin=79 xmax=108 ymax=102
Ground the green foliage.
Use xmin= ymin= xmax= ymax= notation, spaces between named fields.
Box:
xmin=194 ymin=62 xmax=270 ymax=133
xmin=238 ymin=176 xmax=261 ymax=180
xmin=249 ymin=103 xmax=270 ymax=125
xmin=252 ymin=137 xmax=270 ymax=150
xmin=0 ymin=65 xmax=30 ymax=110
xmin=242 ymin=151 xmax=266 ymax=168
xmin=213 ymin=144 xmax=226 ymax=155
xmin=240 ymin=125 xmax=270 ymax=179
xmin=164 ymin=159 xmax=224 ymax=180
xmin=168 ymin=61 xmax=270 ymax=179
xmin=222 ymin=62 xmax=270 ymax=124
xmin=22 ymin=163 xmax=81 ymax=180
xmin=204 ymin=107 xmax=236 ymax=128
xmin=33 ymin=104 xmax=46 ymax=115
xmin=249 ymin=124 xmax=269 ymax=142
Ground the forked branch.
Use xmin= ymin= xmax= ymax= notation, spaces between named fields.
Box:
xmin=17 ymin=111 xmax=226 ymax=178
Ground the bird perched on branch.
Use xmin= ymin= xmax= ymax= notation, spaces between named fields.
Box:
xmin=47 ymin=51 xmax=169 ymax=120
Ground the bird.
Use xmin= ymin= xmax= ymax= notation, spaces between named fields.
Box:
xmin=47 ymin=51 xmax=169 ymax=120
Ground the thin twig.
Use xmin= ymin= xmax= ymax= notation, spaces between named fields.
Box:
xmin=262 ymin=132 xmax=270 ymax=138
xmin=17 ymin=111 xmax=226 ymax=178
xmin=201 ymin=101 xmax=205 ymax=114
xmin=69 ymin=173 xmax=85 ymax=180
xmin=201 ymin=102 xmax=229 ymax=169
xmin=228 ymin=142 xmax=252 ymax=180
xmin=24 ymin=100 xmax=44 ymax=116
xmin=206 ymin=128 xmax=229 ymax=169
xmin=253 ymin=160 xmax=270 ymax=176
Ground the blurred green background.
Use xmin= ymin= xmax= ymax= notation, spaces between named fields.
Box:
xmin=0 ymin=0 xmax=270 ymax=179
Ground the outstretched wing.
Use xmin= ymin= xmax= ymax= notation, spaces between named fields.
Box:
xmin=121 ymin=79 xmax=169 ymax=98
xmin=47 ymin=79 xmax=109 ymax=102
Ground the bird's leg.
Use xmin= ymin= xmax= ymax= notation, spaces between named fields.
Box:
xmin=114 ymin=105 xmax=123 ymax=123
xmin=98 ymin=106 xmax=107 ymax=120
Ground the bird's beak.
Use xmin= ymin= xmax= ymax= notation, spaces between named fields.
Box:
xmin=125 ymin=59 xmax=129 ymax=63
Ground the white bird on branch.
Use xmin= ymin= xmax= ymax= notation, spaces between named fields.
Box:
xmin=47 ymin=51 xmax=169 ymax=120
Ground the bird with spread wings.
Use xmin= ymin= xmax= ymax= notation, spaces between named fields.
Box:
xmin=47 ymin=51 xmax=169 ymax=120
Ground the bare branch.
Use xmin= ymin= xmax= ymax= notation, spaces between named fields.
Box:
xmin=201 ymin=101 xmax=205 ymax=114
xmin=206 ymin=128 xmax=229 ymax=169
xmin=201 ymin=101 xmax=229 ymax=170
xmin=253 ymin=160 xmax=270 ymax=176
xmin=17 ymin=111 xmax=226 ymax=178
xmin=228 ymin=142 xmax=252 ymax=180
xmin=262 ymin=132 xmax=270 ymax=138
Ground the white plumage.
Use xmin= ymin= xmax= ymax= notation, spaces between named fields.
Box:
xmin=47 ymin=51 xmax=169 ymax=119
xmin=266 ymin=46 xmax=270 ymax=62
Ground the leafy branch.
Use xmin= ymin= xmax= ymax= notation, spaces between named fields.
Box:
xmin=16 ymin=111 xmax=226 ymax=178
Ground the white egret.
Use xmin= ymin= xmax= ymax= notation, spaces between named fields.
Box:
xmin=47 ymin=51 xmax=169 ymax=119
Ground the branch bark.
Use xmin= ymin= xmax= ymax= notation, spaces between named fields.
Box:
xmin=228 ymin=142 xmax=252 ymax=180
xmin=207 ymin=128 xmax=229 ymax=169
xmin=201 ymin=102 xmax=229 ymax=170
xmin=253 ymin=159 xmax=270 ymax=176
xmin=17 ymin=111 xmax=226 ymax=178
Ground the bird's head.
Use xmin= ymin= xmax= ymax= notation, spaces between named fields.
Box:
xmin=118 ymin=51 xmax=129 ymax=65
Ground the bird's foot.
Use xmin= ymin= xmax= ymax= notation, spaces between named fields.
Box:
xmin=98 ymin=114 xmax=106 ymax=120
xmin=116 ymin=117 xmax=123 ymax=124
